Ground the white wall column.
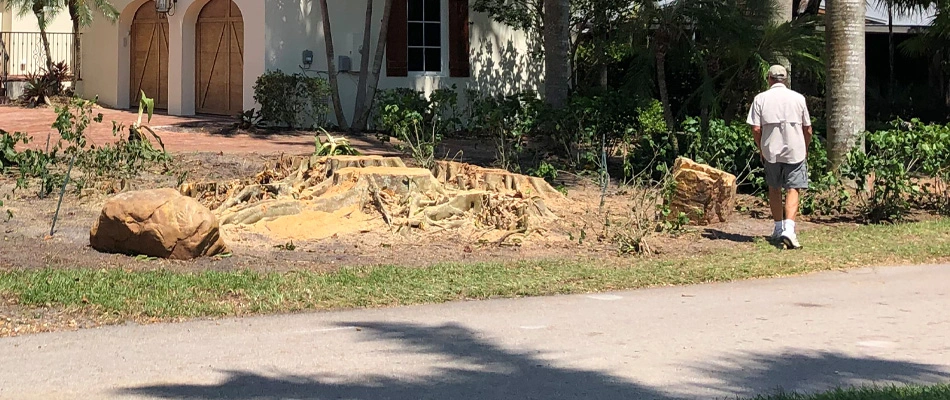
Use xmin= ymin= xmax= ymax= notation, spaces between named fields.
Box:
xmin=166 ymin=10 xmax=191 ymax=115
xmin=238 ymin=0 xmax=264 ymax=113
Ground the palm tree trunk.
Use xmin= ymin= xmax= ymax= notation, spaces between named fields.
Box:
xmin=655 ymin=51 xmax=678 ymax=156
xmin=888 ymin=0 xmax=895 ymax=97
xmin=351 ymin=0 xmax=374 ymax=133
xmin=69 ymin=1 xmax=80 ymax=90
xmin=773 ymin=0 xmax=794 ymax=86
xmin=656 ymin=51 xmax=673 ymax=129
xmin=543 ymin=0 xmax=570 ymax=109
xmin=319 ymin=0 xmax=348 ymax=130
xmin=33 ymin=1 xmax=54 ymax=71
xmin=354 ymin=0 xmax=393 ymax=132
xmin=826 ymin=0 xmax=866 ymax=169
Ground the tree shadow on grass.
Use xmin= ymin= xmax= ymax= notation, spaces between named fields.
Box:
xmin=702 ymin=229 xmax=758 ymax=243
xmin=119 ymin=322 xmax=950 ymax=400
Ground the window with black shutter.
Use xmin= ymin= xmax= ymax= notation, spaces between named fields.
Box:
xmin=387 ymin=0 xmax=469 ymax=77
xmin=407 ymin=0 xmax=442 ymax=72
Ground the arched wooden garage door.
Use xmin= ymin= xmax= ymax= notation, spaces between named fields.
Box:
xmin=130 ymin=0 xmax=169 ymax=109
xmin=196 ymin=0 xmax=243 ymax=116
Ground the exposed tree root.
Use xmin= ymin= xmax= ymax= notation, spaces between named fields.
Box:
xmin=180 ymin=156 xmax=562 ymax=242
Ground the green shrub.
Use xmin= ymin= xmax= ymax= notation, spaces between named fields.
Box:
xmin=1 ymin=130 xmax=31 ymax=170
xmin=378 ymin=103 xmax=439 ymax=168
xmin=844 ymin=119 xmax=950 ymax=223
xmin=19 ymin=61 xmax=70 ymax=107
xmin=252 ymin=70 xmax=330 ymax=129
xmin=7 ymin=96 xmax=170 ymax=197
xmin=467 ymin=90 xmax=542 ymax=172
xmin=373 ymin=87 xmax=470 ymax=168
xmin=682 ymin=117 xmax=764 ymax=191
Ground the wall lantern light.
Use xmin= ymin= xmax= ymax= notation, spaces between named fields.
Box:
xmin=155 ymin=0 xmax=177 ymax=17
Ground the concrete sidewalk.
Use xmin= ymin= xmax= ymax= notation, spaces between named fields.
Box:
xmin=1 ymin=264 xmax=949 ymax=399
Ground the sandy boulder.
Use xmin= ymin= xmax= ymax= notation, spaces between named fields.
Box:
xmin=90 ymin=188 xmax=229 ymax=259
xmin=667 ymin=157 xmax=737 ymax=225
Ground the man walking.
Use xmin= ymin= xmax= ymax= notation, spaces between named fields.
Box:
xmin=747 ymin=65 xmax=812 ymax=249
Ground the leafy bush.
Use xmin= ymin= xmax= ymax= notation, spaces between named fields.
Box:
xmin=314 ymin=129 xmax=360 ymax=156
xmin=19 ymin=61 xmax=70 ymax=107
xmin=682 ymin=117 xmax=764 ymax=191
xmin=252 ymin=70 xmax=330 ymax=129
xmin=374 ymin=87 xmax=468 ymax=168
xmin=79 ymin=124 xmax=170 ymax=181
xmin=467 ymin=90 xmax=542 ymax=171
xmin=1 ymin=130 xmax=31 ymax=170
xmin=625 ymin=99 xmax=671 ymax=177
xmin=7 ymin=95 xmax=170 ymax=197
xmin=536 ymin=91 xmax=645 ymax=171
xmin=844 ymin=119 xmax=950 ymax=223
xmin=378 ymin=103 xmax=439 ymax=168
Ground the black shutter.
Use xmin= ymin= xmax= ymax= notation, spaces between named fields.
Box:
xmin=387 ymin=0 xmax=409 ymax=77
xmin=448 ymin=0 xmax=470 ymax=77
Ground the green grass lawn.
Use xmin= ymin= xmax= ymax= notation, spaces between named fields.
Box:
xmin=1 ymin=219 xmax=948 ymax=321
xmin=749 ymin=384 xmax=950 ymax=400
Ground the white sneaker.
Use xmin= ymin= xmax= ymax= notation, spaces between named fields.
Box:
xmin=770 ymin=225 xmax=783 ymax=241
xmin=781 ymin=232 xmax=802 ymax=250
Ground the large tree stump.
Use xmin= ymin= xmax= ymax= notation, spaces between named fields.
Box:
xmin=431 ymin=161 xmax=563 ymax=200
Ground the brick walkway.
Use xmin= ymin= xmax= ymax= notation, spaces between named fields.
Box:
xmin=0 ymin=105 xmax=395 ymax=155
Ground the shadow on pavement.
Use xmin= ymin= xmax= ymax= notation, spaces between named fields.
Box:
xmin=683 ymin=350 xmax=950 ymax=398
xmin=119 ymin=322 xmax=950 ymax=400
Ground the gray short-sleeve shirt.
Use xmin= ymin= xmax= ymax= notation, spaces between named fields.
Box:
xmin=746 ymin=83 xmax=812 ymax=164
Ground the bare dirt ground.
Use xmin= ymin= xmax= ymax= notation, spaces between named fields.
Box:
xmin=0 ymin=105 xmax=839 ymax=336
xmin=0 ymin=151 xmax=784 ymax=272
xmin=0 ymin=105 xmax=799 ymax=273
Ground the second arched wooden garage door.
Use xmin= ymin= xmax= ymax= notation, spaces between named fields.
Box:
xmin=130 ymin=0 xmax=168 ymax=109
xmin=195 ymin=0 xmax=243 ymax=115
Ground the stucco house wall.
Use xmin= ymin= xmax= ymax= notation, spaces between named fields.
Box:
xmin=79 ymin=0 xmax=541 ymax=124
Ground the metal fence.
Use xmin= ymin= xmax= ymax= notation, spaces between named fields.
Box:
xmin=1 ymin=32 xmax=76 ymax=80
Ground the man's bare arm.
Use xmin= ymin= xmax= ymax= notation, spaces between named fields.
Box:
xmin=803 ymin=125 xmax=813 ymax=148
xmin=752 ymin=125 xmax=762 ymax=152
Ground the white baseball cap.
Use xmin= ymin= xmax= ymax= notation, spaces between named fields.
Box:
xmin=768 ymin=65 xmax=788 ymax=80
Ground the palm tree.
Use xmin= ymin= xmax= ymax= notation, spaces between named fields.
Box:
xmin=773 ymin=0 xmax=794 ymax=83
xmin=685 ymin=0 xmax=824 ymax=122
xmin=65 ymin=0 xmax=118 ymax=88
xmin=318 ymin=0 xmax=348 ymax=130
xmin=826 ymin=0 xmax=866 ymax=169
xmin=872 ymin=0 xmax=935 ymax=97
xmin=543 ymin=0 xmax=571 ymax=109
xmin=0 ymin=0 xmax=63 ymax=71
xmin=897 ymin=0 xmax=950 ymax=108
xmin=636 ymin=0 xmax=689 ymax=131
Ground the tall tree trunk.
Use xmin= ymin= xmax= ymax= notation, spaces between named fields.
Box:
xmin=33 ymin=1 xmax=54 ymax=71
xmin=354 ymin=0 xmax=393 ymax=132
xmin=655 ymin=50 xmax=678 ymax=156
xmin=826 ymin=0 xmax=866 ymax=169
xmin=543 ymin=0 xmax=570 ymax=109
xmin=599 ymin=7 xmax=608 ymax=88
xmin=773 ymin=0 xmax=794 ymax=86
xmin=351 ymin=0 xmax=374 ymax=133
xmin=319 ymin=0 xmax=349 ymax=130
xmin=887 ymin=0 xmax=895 ymax=97
xmin=655 ymin=51 xmax=674 ymax=129
xmin=68 ymin=1 xmax=80 ymax=90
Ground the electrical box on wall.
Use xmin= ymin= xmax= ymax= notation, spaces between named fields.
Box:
xmin=302 ymin=50 xmax=314 ymax=67
xmin=338 ymin=56 xmax=352 ymax=72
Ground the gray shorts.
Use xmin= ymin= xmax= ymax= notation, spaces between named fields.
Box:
xmin=764 ymin=161 xmax=808 ymax=189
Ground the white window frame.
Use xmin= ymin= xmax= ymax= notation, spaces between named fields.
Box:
xmin=407 ymin=0 xmax=449 ymax=77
